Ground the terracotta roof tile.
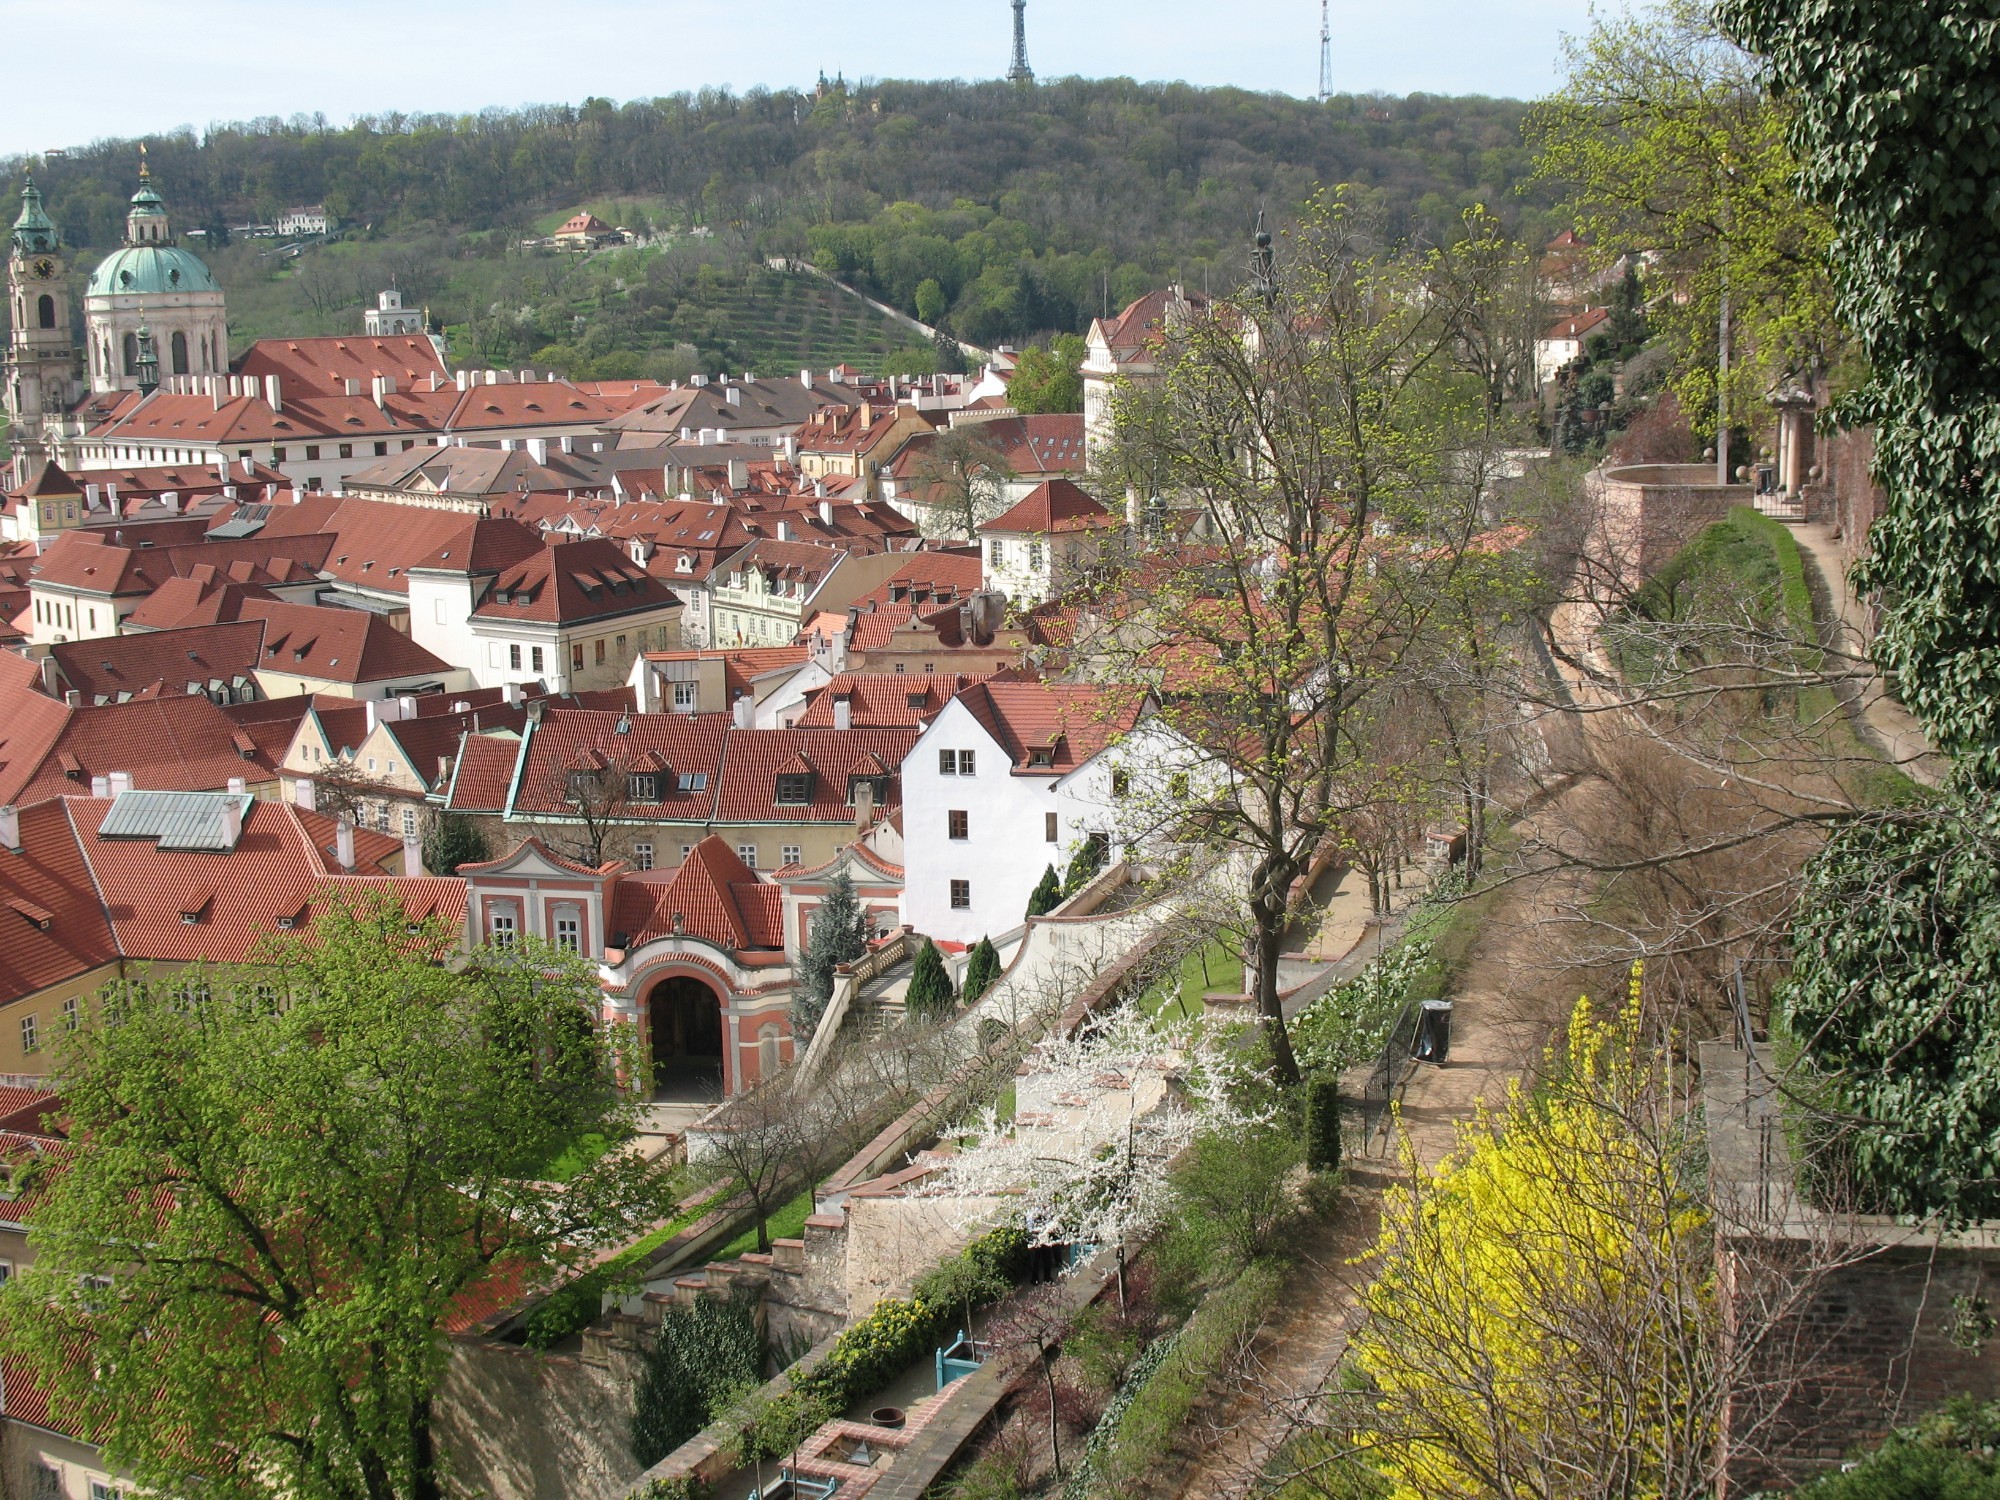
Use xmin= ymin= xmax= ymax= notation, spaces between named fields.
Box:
xmin=237 ymin=599 xmax=454 ymax=685
xmin=978 ymin=479 xmax=1119 ymax=536
xmin=611 ymin=836 xmax=782 ymax=951
xmin=49 ymin=620 xmax=265 ymax=704
xmin=711 ymin=727 xmax=913 ymax=824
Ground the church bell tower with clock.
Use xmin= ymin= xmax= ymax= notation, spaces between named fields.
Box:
xmin=6 ymin=175 xmax=82 ymax=483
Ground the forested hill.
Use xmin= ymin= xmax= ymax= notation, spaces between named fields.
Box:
xmin=23 ymin=79 xmax=1539 ymax=256
xmin=11 ymin=80 xmax=1547 ymax=364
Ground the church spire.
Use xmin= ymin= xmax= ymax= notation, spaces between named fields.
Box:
xmin=12 ymin=176 xmax=58 ymax=254
xmin=126 ymin=148 xmax=171 ymax=246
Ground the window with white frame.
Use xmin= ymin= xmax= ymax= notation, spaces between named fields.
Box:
xmin=958 ymin=749 xmax=976 ymax=775
xmin=1028 ymin=541 xmax=1043 ymax=571
xmin=672 ymin=680 xmax=697 ymax=712
xmin=939 ymin=748 xmax=957 ymax=775
xmin=781 ymin=844 xmax=801 ymax=866
xmin=487 ymin=904 xmax=518 ymax=946
xmin=403 ymin=807 xmax=417 ymax=837
xmin=680 ymin=845 xmax=694 ymax=861
xmin=737 ymin=844 xmax=758 ymax=869
xmin=634 ymin=841 xmax=655 ymax=871
xmin=61 ymin=996 xmax=77 ymax=1032
xmin=553 ymin=908 xmax=582 ymax=953
xmin=19 ymin=1015 xmax=37 ymax=1054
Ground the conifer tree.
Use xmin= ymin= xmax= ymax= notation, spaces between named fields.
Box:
xmin=961 ymin=936 xmax=1001 ymax=1003
xmin=795 ymin=868 xmax=868 ymax=1041
xmin=1026 ymin=864 xmax=1063 ymax=918
xmin=905 ymin=939 xmax=955 ymax=1020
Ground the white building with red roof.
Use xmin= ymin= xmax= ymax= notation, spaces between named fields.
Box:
xmin=901 ymin=681 xmax=1168 ymax=945
xmin=977 ymin=478 xmax=1123 ymax=605
xmin=1081 ymin=285 xmax=1207 ymax=469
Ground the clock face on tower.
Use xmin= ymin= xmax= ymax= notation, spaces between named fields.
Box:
xmin=30 ymin=259 xmax=55 ymax=280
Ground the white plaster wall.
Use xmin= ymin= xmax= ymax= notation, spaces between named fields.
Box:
xmin=902 ymin=699 xmax=1064 ymax=946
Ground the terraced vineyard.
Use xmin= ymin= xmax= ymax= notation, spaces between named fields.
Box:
xmin=652 ymin=265 xmax=934 ymax=376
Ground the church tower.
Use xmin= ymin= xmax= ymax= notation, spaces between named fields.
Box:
xmin=84 ymin=154 xmax=228 ymax=395
xmin=5 ymin=176 xmax=81 ymax=484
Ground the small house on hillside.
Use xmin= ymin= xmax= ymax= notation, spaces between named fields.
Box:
xmin=554 ymin=212 xmax=620 ymax=250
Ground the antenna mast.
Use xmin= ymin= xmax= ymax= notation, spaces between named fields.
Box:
xmin=1009 ymin=0 xmax=1035 ymax=85
xmin=1318 ymin=1 xmax=1333 ymax=103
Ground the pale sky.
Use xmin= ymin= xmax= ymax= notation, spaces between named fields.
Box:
xmin=2 ymin=0 xmax=1595 ymax=157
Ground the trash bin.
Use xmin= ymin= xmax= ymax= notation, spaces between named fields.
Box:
xmin=1412 ymin=999 xmax=1453 ymax=1064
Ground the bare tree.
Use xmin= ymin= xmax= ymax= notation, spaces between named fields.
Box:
xmin=1094 ymin=197 xmax=1505 ymax=1083
xmin=904 ymin=425 xmax=1016 ymax=540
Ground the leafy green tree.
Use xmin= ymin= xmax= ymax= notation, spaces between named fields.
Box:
xmin=1008 ymin=333 xmax=1086 ymax=414
xmin=1062 ymin=834 xmax=1108 ymax=895
xmin=1527 ymin=0 xmax=1839 ymax=451
xmin=0 ymin=892 xmax=671 ymax=1500
xmin=914 ymin=277 xmax=948 ymax=327
xmin=961 ymin=936 xmax=1001 ymax=1003
xmin=905 ymin=939 xmax=955 ymax=1019
xmin=1791 ymin=1398 xmax=2000 ymax=1500
xmin=422 ymin=810 xmax=489 ymax=875
xmin=631 ymin=1292 xmax=764 ymax=1467
xmin=795 ymin=868 xmax=868 ymax=1041
xmin=1713 ymin=0 xmax=2000 ymax=1221
xmin=1026 ymin=864 xmax=1063 ymax=918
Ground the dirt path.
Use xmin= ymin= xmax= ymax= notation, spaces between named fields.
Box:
xmin=1149 ymin=794 xmax=1591 ymax=1499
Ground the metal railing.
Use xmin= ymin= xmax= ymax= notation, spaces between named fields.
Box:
xmin=1360 ymin=998 xmax=1423 ymax=1156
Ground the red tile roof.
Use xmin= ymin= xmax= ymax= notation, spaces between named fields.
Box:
xmin=611 ymin=836 xmax=782 ymax=951
xmin=839 ymin=552 xmax=985 ymax=653
xmin=955 ymin=682 xmax=1149 ymax=775
xmin=232 ymin=334 xmax=449 ymax=401
xmin=979 ymin=479 xmax=1119 ymax=536
xmin=471 ymin=537 xmax=678 ymax=625
xmin=121 ymin=572 xmax=282 ymax=630
xmin=74 ymin=796 xmax=454 ymax=965
xmin=1092 ymin=286 xmax=1209 ymax=361
xmin=255 ymin=496 xmax=537 ymax=597
xmin=1542 ymin=306 xmax=1611 ymax=342
xmin=238 ymin=600 xmax=454 ymax=685
xmin=27 ymin=527 xmax=334 ymax=597
xmin=796 ymin=672 xmax=993 ymax=728
xmin=508 ymin=709 xmax=729 ymax=820
xmin=49 ymin=619 xmax=266 ymax=704
xmin=710 ymin=727 xmax=914 ymax=824
xmin=9 ymin=696 xmax=283 ymax=805
xmin=0 ymin=800 xmax=120 ymax=1003
xmin=0 ymin=667 xmax=73 ymax=805
xmin=443 ymin=733 xmax=524 ymax=815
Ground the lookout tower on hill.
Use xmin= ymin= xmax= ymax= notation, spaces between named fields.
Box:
xmin=1008 ymin=0 xmax=1034 ymax=85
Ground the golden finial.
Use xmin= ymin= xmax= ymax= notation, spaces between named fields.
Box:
xmin=138 ymin=143 xmax=149 ymax=182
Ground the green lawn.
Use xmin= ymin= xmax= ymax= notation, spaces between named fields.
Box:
xmin=715 ymin=1186 xmax=817 ymax=1260
xmin=1140 ymin=941 xmax=1245 ymax=1024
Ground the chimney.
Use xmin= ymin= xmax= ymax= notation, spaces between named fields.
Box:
xmin=105 ymin=481 xmax=119 ymax=510
xmin=215 ymin=458 xmax=228 ymax=483
xmin=37 ymin=657 xmax=59 ymax=695
xmin=240 ymin=455 xmax=254 ymax=477
xmin=83 ymin=482 xmax=100 ymax=510
xmin=108 ymin=770 xmax=133 ymax=797
xmin=833 ymin=695 xmax=852 ymax=732
xmin=725 ymin=386 xmax=742 ymax=407
xmin=852 ymin=775 xmax=875 ymax=829
xmin=220 ymin=799 xmax=243 ymax=848
xmin=336 ymin=818 xmax=356 ymax=872
xmin=90 ymin=774 xmax=110 ymax=798
xmin=402 ymin=832 xmax=424 ymax=875
xmin=819 ymin=499 xmax=834 ymax=526
xmin=397 ymin=694 xmax=417 ymax=720
xmin=160 ymin=491 xmax=180 ymax=514
xmin=860 ymin=404 xmax=873 ymax=430
xmin=800 ymin=368 xmax=814 ymax=389
xmin=366 ymin=701 xmax=381 ymax=732
xmin=0 ymin=806 xmax=17 ymax=853
xmin=63 ymin=690 xmax=81 ymax=707
xmin=527 ymin=437 xmax=548 ymax=464
xmin=264 ymin=373 xmax=282 ymax=412
xmin=455 ymin=369 xmax=470 ymax=392
xmin=776 ymin=520 xmax=790 ymax=542
xmin=371 ymin=374 xmax=388 ymax=408
xmin=727 ymin=458 xmax=749 ymax=491
xmin=227 ymin=776 xmax=246 ymax=794
xmin=503 ymin=683 xmax=522 ymax=706
xmin=731 ymin=694 xmax=754 ymax=728
xmin=223 ymin=484 xmax=237 ymax=500
xmin=293 ymin=777 xmax=317 ymax=812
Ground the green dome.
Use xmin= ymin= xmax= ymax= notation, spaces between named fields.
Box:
xmin=87 ymin=244 xmax=219 ymax=297
xmin=127 ymin=184 xmax=167 ymax=217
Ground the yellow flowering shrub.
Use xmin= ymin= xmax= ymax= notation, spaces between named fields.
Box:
xmin=1353 ymin=969 xmax=1715 ymax=1500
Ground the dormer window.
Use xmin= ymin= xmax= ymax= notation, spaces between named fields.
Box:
xmin=906 ymin=692 xmax=926 ymax=709
xmin=846 ymin=773 xmax=888 ymax=806
xmin=676 ymin=771 xmax=708 ymax=792
xmin=1029 ymin=748 xmax=1055 ymax=768
xmin=628 ymin=773 xmax=660 ymax=802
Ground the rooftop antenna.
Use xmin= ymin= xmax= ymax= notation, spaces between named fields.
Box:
xmin=1008 ymin=0 xmax=1035 ymax=85
xmin=1318 ymin=0 xmax=1333 ymax=103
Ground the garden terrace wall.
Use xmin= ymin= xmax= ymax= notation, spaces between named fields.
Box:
xmin=1590 ymin=464 xmax=1753 ymax=598
xmin=1704 ymin=1040 xmax=2000 ymax=1495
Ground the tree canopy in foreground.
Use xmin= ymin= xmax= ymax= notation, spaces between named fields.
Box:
xmin=0 ymin=892 xmax=674 ymax=1500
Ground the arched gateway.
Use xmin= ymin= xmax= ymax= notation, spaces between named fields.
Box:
xmin=646 ymin=973 xmax=725 ymax=1100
